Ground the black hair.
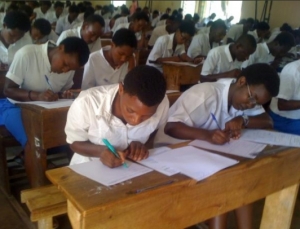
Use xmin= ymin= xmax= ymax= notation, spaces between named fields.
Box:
xmin=77 ymin=3 xmax=86 ymax=13
xmin=160 ymin=14 xmax=169 ymax=21
xmin=59 ymin=37 xmax=90 ymax=67
xmin=246 ymin=17 xmax=255 ymax=25
xmin=33 ymin=18 xmax=51 ymax=35
xmin=54 ymin=1 xmax=64 ymax=8
xmin=210 ymin=19 xmax=227 ymax=31
xmin=239 ymin=63 xmax=280 ymax=97
xmin=6 ymin=3 xmax=19 ymax=12
xmin=184 ymin=14 xmax=192 ymax=21
xmin=256 ymin=22 xmax=270 ymax=31
xmin=112 ymin=28 xmax=137 ymax=48
xmin=179 ymin=20 xmax=195 ymax=36
xmin=18 ymin=4 xmax=33 ymax=18
xmin=123 ymin=65 xmax=166 ymax=107
xmin=69 ymin=4 xmax=80 ymax=14
xmin=166 ymin=7 xmax=171 ymax=11
xmin=280 ymin=23 xmax=293 ymax=33
xmin=178 ymin=8 xmax=183 ymax=13
xmin=236 ymin=34 xmax=257 ymax=50
xmin=132 ymin=11 xmax=149 ymax=22
xmin=121 ymin=7 xmax=129 ymax=15
xmin=172 ymin=10 xmax=178 ymax=16
xmin=153 ymin=10 xmax=159 ymax=15
xmin=113 ymin=14 xmax=122 ymax=20
xmin=83 ymin=7 xmax=96 ymax=21
xmin=3 ymin=11 xmax=30 ymax=32
xmin=273 ymin=31 xmax=296 ymax=48
xmin=193 ymin=13 xmax=200 ymax=21
xmin=40 ymin=1 xmax=51 ymax=7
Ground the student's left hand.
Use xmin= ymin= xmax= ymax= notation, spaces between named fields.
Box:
xmin=224 ymin=116 xmax=244 ymax=139
xmin=126 ymin=141 xmax=149 ymax=161
xmin=193 ymin=57 xmax=204 ymax=64
xmin=60 ymin=89 xmax=81 ymax=99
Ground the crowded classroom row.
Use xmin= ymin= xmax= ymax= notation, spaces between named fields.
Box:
xmin=0 ymin=1 xmax=300 ymax=229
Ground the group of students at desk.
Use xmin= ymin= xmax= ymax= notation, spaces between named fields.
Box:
xmin=0 ymin=7 xmax=299 ymax=229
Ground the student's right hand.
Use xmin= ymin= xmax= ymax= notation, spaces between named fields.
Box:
xmin=99 ymin=148 xmax=127 ymax=168
xmin=37 ymin=89 xmax=59 ymax=101
xmin=207 ymin=129 xmax=230 ymax=145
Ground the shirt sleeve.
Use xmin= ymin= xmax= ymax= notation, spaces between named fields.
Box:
xmin=81 ymin=55 xmax=97 ymax=90
xmin=276 ymin=67 xmax=297 ymax=100
xmin=56 ymin=31 xmax=67 ymax=45
xmin=244 ymin=105 xmax=265 ymax=116
xmin=187 ymin=35 xmax=203 ymax=58
xmin=147 ymin=36 xmax=165 ymax=64
xmin=55 ymin=18 xmax=64 ymax=35
xmin=157 ymin=95 xmax=170 ymax=128
xmin=201 ymin=49 xmax=219 ymax=76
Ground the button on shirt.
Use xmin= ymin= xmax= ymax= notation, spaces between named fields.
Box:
xmin=146 ymin=33 xmax=186 ymax=72
xmin=55 ymin=14 xmax=81 ymax=35
xmin=81 ymin=46 xmax=129 ymax=90
xmin=65 ymin=84 xmax=169 ymax=165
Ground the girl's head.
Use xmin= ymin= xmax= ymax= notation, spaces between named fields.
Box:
xmin=81 ymin=14 xmax=105 ymax=44
xmin=131 ymin=12 xmax=149 ymax=33
xmin=31 ymin=18 xmax=51 ymax=44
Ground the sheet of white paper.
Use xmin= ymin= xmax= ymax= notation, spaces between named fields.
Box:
xmin=163 ymin=61 xmax=203 ymax=67
xmin=69 ymin=160 xmax=152 ymax=186
xmin=188 ymin=139 xmax=267 ymax=158
xmin=139 ymin=147 xmax=180 ymax=176
xmin=166 ymin=90 xmax=180 ymax=94
xmin=150 ymin=146 xmax=238 ymax=181
xmin=11 ymin=99 xmax=73 ymax=109
xmin=240 ymin=129 xmax=300 ymax=148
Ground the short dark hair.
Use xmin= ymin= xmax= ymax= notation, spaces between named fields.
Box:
xmin=153 ymin=10 xmax=159 ymax=15
xmin=184 ymin=14 xmax=192 ymax=21
xmin=40 ymin=1 xmax=52 ymax=7
xmin=123 ymin=65 xmax=166 ymax=106
xmin=112 ymin=28 xmax=137 ymax=48
xmin=193 ymin=13 xmax=200 ymax=21
xmin=160 ymin=14 xmax=169 ymax=21
xmin=239 ymin=63 xmax=280 ymax=97
xmin=179 ymin=20 xmax=195 ymax=36
xmin=210 ymin=19 xmax=227 ymax=31
xmin=4 ymin=11 xmax=30 ymax=32
xmin=54 ymin=1 xmax=64 ymax=8
xmin=256 ymin=22 xmax=270 ymax=31
xmin=132 ymin=11 xmax=149 ymax=22
xmin=246 ymin=18 xmax=255 ymax=25
xmin=83 ymin=6 xmax=95 ymax=20
xmin=18 ymin=4 xmax=33 ymax=18
xmin=236 ymin=34 xmax=257 ymax=50
xmin=84 ymin=14 xmax=104 ymax=27
xmin=59 ymin=37 xmax=90 ymax=67
xmin=33 ymin=18 xmax=51 ymax=35
xmin=69 ymin=5 xmax=80 ymax=14
xmin=121 ymin=7 xmax=129 ymax=15
xmin=273 ymin=31 xmax=296 ymax=48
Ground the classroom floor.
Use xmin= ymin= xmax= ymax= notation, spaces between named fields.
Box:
xmin=1 ymin=146 xmax=300 ymax=229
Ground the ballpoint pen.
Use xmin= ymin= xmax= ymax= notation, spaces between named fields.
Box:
xmin=102 ymin=138 xmax=128 ymax=168
xmin=210 ymin=112 xmax=222 ymax=130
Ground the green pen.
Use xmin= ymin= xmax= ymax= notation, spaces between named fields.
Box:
xmin=102 ymin=138 xmax=128 ymax=168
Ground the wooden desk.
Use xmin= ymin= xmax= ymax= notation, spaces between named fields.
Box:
xmin=162 ymin=63 xmax=202 ymax=90
xmin=46 ymin=144 xmax=300 ymax=229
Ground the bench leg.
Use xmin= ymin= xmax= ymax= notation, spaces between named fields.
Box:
xmin=0 ymin=139 xmax=10 ymax=195
xmin=37 ymin=217 xmax=53 ymax=229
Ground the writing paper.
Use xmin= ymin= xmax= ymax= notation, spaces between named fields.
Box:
xmin=11 ymin=99 xmax=73 ymax=109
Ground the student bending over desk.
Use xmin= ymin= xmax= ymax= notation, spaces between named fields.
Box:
xmin=30 ymin=18 xmax=58 ymax=44
xmin=163 ymin=63 xmax=280 ymax=229
xmin=65 ymin=65 xmax=169 ymax=167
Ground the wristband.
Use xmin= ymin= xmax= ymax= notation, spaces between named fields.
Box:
xmin=28 ymin=90 xmax=33 ymax=101
xmin=242 ymin=114 xmax=249 ymax=127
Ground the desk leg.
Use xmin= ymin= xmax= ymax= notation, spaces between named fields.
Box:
xmin=260 ymin=183 xmax=299 ymax=229
xmin=68 ymin=200 xmax=82 ymax=229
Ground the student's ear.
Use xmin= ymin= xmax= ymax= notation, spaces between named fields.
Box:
xmin=58 ymin=44 xmax=65 ymax=52
xmin=237 ymin=76 xmax=247 ymax=87
xmin=118 ymin=82 xmax=124 ymax=95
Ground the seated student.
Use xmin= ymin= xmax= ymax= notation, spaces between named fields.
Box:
xmin=248 ymin=21 xmax=270 ymax=43
xmin=269 ymin=60 xmax=300 ymax=135
xmin=226 ymin=18 xmax=254 ymax=44
xmin=242 ymin=32 xmax=295 ymax=68
xmin=146 ymin=21 xmax=198 ymax=72
xmin=71 ymin=6 xmax=95 ymax=29
xmin=33 ymin=0 xmax=52 ymax=21
xmin=0 ymin=37 xmax=90 ymax=152
xmin=55 ymin=4 xmax=80 ymax=35
xmin=31 ymin=18 xmax=58 ymax=44
xmin=156 ymin=13 xmax=169 ymax=27
xmin=65 ymin=65 xmax=169 ymax=166
xmin=46 ymin=1 xmax=65 ymax=27
xmin=187 ymin=19 xmax=227 ymax=59
xmin=18 ymin=4 xmax=35 ymax=23
xmin=267 ymin=23 xmax=293 ymax=43
xmin=82 ymin=28 xmax=137 ymax=90
xmin=57 ymin=14 xmax=105 ymax=53
xmin=163 ymin=63 xmax=279 ymax=229
xmin=225 ymin=16 xmax=234 ymax=29
xmin=0 ymin=11 xmax=31 ymax=68
xmin=200 ymin=13 xmax=216 ymax=27
xmin=200 ymin=34 xmax=257 ymax=82
xmin=113 ymin=11 xmax=149 ymax=48
xmin=150 ymin=10 xmax=160 ymax=28
xmin=111 ymin=7 xmax=130 ymax=32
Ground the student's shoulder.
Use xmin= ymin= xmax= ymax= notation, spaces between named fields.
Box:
xmin=281 ymin=60 xmax=300 ymax=76
xmin=182 ymin=82 xmax=220 ymax=100
xmin=14 ymin=44 xmax=39 ymax=58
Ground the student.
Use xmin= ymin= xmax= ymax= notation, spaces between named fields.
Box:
xmin=33 ymin=0 xmax=52 ymax=21
xmin=0 ymin=11 xmax=31 ymax=67
xmin=162 ymin=63 xmax=279 ymax=229
xmin=225 ymin=16 xmax=234 ymax=29
xmin=200 ymin=13 xmax=216 ymax=27
xmin=57 ymin=14 xmax=105 ymax=53
xmin=146 ymin=20 xmax=197 ymax=72
xmin=82 ymin=28 xmax=137 ymax=90
xmin=226 ymin=18 xmax=255 ymax=44
xmin=46 ymin=1 xmax=65 ymax=26
xmin=55 ymin=4 xmax=80 ymax=35
xmin=165 ymin=7 xmax=171 ymax=15
xmin=242 ymin=32 xmax=295 ymax=68
xmin=150 ymin=10 xmax=160 ymax=28
xmin=65 ymin=65 xmax=169 ymax=167
xmin=0 ymin=37 xmax=89 ymax=156
xmin=31 ymin=18 xmax=58 ymax=44
xmin=200 ymin=34 xmax=257 ymax=82
xmin=248 ymin=21 xmax=270 ymax=43
xmin=111 ymin=7 xmax=130 ymax=32
xmin=187 ymin=19 xmax=227 ymax=59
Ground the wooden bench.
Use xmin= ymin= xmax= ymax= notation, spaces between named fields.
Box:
xmin=21 ymin=185 xmax=67 ymax=229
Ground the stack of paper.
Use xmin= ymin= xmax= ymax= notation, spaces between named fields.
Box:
xmin=11 ymin=99 xmax=73 ymax=109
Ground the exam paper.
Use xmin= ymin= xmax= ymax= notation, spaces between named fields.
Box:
xmin=69 ymin=160 xmax=152 ymax=186
xmin=240 ymin=129 xmax=300 ymax=148
xmin=188 ymin=139 xmax=267 ymax=158
xmin=11 ymin=99 xmax=73 ymax=109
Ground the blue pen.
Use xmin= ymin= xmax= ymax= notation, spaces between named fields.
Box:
xmin=102 ymin=138 xmax=128 ymax=168
xmin=210 ymin=112 xmax=222 ymax=130
xmin=45 ymin=75 xmax=53 ymax=91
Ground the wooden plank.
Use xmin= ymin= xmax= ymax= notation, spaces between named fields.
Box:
xmin=21 ymin=185 xmax=61 ymax=203
xmin=260 ymin=183 xmax=299 ymax=229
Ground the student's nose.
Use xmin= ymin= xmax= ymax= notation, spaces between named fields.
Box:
xmin=131 ymin=115 xmax=142 ymax=125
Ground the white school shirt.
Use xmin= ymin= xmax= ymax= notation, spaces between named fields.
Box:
xmin=146 ymin=33 xmax=186 ymax=72
xmin=113 ymin=22 xmax=142 ymax=41
xmin=55 ymin=14 xmax=81 ymax=35
xmin=151 ymin=16 xmax=160 ymax=27
xmin=267 ymin=28 xmax=281 ymax=43
xmin=227 ymin=24 xmax=244 ymax=41
xmin=241 ymin=42 xmax=274 ymax=68
xmin=154 ymin=79 xmax=265 ymax=146
xmin=81 ymin=46 xmax=129 ymax=90
xmin=34 ymin=7 xmax=52 ymax=20
xmin=56 ymin=26 xmax=101 ymax=53
xmin=33 ymin=30 xmax=58 ymax=44
xmin=248 ymin=30 xmax=259 ymax=42
xmin=201 ymin=44 xmax=243 ymax=76
xmin=65 ymin=84 xmax=169 ymax=165
xmin=270 ymin=60 xmax=300 ymax=119
xmin=6 ymin=41 xmax=73 ymax=95
xmin=0 ymin=32 xmax=32 ymax=65
xmin=111 ymin=16 xmax=128 ymax=32
xmin=46 ymin=11 xmax=66 ymax=24
xmin=148 ymin=25 xmax=168 ymax=47
xmin=156 ymin=19 xmax=166 ymax=27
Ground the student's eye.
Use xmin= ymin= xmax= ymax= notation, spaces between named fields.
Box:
xmin=126 ymin=107 xmax=134 ymax=113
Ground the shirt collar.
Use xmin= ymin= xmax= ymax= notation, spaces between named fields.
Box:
xmin=225 ymin=43 xmax=234 ymax=63
xmin=42 ymin=41 xmax=56 ymax=72
xmin=220 ymin=78 xmax=236 ymax=113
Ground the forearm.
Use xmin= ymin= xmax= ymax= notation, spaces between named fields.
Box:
xmin=70 ymin=141 xmax=107 ymax=158
xmin=278 ymin=98 xmax=300 ymax=111
xmin=4 ymin=88 xmax=37 ymax=101
xmin=247 ymin=113 xmax=273 ymax=129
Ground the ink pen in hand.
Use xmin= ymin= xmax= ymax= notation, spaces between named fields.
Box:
xmin=102 ymin=138 xmax=128 ymax=168
xmin=45 ymin=75 xmax=54 ymax=91
xmin=210 ymin=112 xmax=230 ymax=144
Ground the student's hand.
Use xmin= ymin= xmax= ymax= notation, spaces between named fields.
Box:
xmin=60 ymin=89 xmax=81 ymax=99
xmin=193 ymin=57 xmax=204 ymax=64
xmin=37 ymin=89 xmax=59 ymax=101
xmin=99 ymin=148 xmax=127 ymax=168
xmin=126 ymin=141 xmax=149 ymax=161
xmin=207 ymin=129 xmax=230 ymax=145
xmin=224 ymin=116 xmax=244 ymax=139
xmin=228 ymin=69 xmax=242 ymax=78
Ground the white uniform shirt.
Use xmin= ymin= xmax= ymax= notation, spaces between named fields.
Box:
xmin=55 ymin=14 xmax=81 ymax=34
xmin=151 ymin=16 xmax=160 ymax=27
xmin=6 ymin=41 xmax=73 ymax=94
xmin=46 ymin=11 xmax=66 ymax=24
xmin=227 ymin=24 xmax=244 ymax=41
xmin=56 ymin=26 xmax=101 ymax=53
xmin=113 ymin=22 xmax=142 ymax=41
xmin=81 ymin=46 xmax=129 ymax=90
xmin=0 ymin=32 xmax=32 ymax=65
xmin=146 ymin=33 xmax=186 ymax=72
xmin=267 ymin=28 xmax=281 ymax=43
xmin=65 ymin=84 xmax=169 ymax=165
xmin=111 ymin=16 xmax=129 ymax=32
xmin=148 ymin=25 xmax=168 ymax=47
xmin=34 ymin=7 xmax=52 ymax=20
xmin=248 ymin=30 xmax=259 ymax=42
xmin=33 ymin=30 xmax=58 ymax=44
xmin=270 ymin=60 xmax=300 ymax=119
xmin=201 ymin=44 xmax=243 ymax=76
xmin=156 ymin=19 xmax=166 ymax=27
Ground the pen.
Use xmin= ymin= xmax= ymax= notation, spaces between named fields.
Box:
xmin=210 ymin=112 xmax=222 ymax=130
xmin=45 ymin=75 xmax=53 ymax=91
xmin=102 ymin=138 xmax=128 ymax=168
xmin=127 ymin=180 xmax=175 ymax=194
